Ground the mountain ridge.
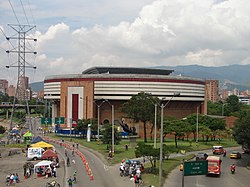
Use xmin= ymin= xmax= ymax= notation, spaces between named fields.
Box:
xmin=29 ymin=64 xmax=250 ymax=92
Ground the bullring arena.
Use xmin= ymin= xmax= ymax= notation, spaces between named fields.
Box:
xmin=44 ymin=67 xmax=206 ymax=137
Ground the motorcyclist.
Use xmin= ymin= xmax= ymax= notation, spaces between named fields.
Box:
xmin=230 ymin=164 xmax=236 ymax=173
xmin=223 ymin=149 xmax=226 ymax=157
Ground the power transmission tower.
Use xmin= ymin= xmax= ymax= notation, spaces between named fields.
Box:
xmin=5 ymin=24 xmax=37 ymax=130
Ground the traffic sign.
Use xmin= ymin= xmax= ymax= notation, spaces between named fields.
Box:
xmin=55 ymin=117 xmax=65 ymax=125
xmin=41 ymin=117 xmax=52 ymax=125
xmin=184 ymin=160 xmax=208 ymax=176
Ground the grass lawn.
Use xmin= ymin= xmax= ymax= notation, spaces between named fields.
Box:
xmin=49 ymin=134 xmax=239 ymax=164
xmin=142 ymin=154 xmax=195 ymax=187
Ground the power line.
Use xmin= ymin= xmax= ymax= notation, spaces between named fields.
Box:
xmin=20 ymin=0 xmax=30 ymax=24
xmin=27 ymin=0 xmax=36 ymax=25
xmin=8 ymin=0 xmax=21 ymax=25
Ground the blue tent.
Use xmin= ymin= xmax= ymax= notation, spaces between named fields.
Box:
xmin=30 ymin=136 xmax=45 ymax=144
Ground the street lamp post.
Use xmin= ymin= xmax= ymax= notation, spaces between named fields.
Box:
xmin=196 ymin=106 xmax=199 ymax=143
xmin=159 ymin=93 xmax=180 ymax=187
xmin=154 ymin=103 xmax=157 ymax=148
xmin=196 ymin=103 xmax=203 ymax=143
xmin=95 ymin=100 xmax=106 ymax=142
xmin=112 ymin=104 xmax=115 ymax=156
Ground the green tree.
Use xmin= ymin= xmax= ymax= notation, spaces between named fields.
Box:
xmin=233 ymin=112 xmax=250 ymax=150
xmin=224 ymin=95 xmax=241 ymax=116
xmin=101 ymin=124 xmax=121 ymax=145
xmin=199 ymin=125 xmax=212 ymax=142
xmin=135 ymin=142 xmax=159 ymax=168
xmin=164 ymin=119 xmax=186 ymax=148
xmin=75 ymin=118 xmax=97 ymax=138
xmin=121 ymin=92 xmax=159 ymax=142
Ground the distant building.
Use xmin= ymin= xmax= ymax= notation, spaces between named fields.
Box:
xmin=7 ymin=85 xmax=15 ymax=97
xmin=0 ymin=79 xmax=8 ymax=95
xmin=205 ymin=80 xmax=219 ymax=103
xmin=37 ymin=90 xmax=44 ymax=99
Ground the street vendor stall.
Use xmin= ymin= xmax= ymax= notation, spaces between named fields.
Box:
xmin=30 ymin=136 xmax=46 ymax=144
xmin=34 ymin=160 xmax=52 ymax=177
xmin=30 ymin=141 xmax=54 ymax=151
xmin=42 ymin=149 xmax=58 ymax=160
xmin=23 ymin=131 xmax=33 ymax=144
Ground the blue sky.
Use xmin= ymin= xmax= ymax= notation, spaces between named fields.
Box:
xmin=1 ymin=0 xmax=250 ymax=83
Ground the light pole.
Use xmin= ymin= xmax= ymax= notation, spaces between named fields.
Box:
xmin=196 ymin=103 xmax=203 ymax=143
xmin=222 ymin=103 xmax=227 ymax=116
xmin=95 ymin=100 xmax=106 ymax=142
xmin=112 ymin=104 xmax=115 ymax=156
xmin=196 ymin=106 xmax=199 ymax=143
xmin=159 ymin=93 xmax=180 ymax=187
xmin=154 ymin=103 xmax=157 ymax=148
xmin=105 ymin=99 xmax=115 ymax=157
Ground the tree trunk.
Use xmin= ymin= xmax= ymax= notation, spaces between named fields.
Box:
xmin=150 ymin=125 xmax=154 ymax=140
xmin=143 ymin=121 xmax=147 ymax=142
xmin=175 ymin=135 xmax=178 ymax=148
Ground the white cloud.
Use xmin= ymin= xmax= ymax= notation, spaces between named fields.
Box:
xmin=1 ymin=0 xmax=250 ymax=82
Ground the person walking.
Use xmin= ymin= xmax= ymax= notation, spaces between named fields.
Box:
xmin=67 ymin=156 xmax=70 ymax=167
xmin=68 ymin=176 xmax=73 ymax=187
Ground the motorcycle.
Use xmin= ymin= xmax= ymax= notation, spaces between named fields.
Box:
xmin=231 ymin=167 xmax=235 ymax=174
xmin=46 ymin=180 xmax=60 ymax=187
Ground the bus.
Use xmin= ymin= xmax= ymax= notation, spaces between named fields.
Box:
xmin=207 ymin=156 xmax=222 ymax=176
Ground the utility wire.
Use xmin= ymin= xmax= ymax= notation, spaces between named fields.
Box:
xmin=8 ymin=0 xmax=21 ymax=25
xmin=20 ymin=0 xmax=30 ymax=25
xmin=27 ymin=0 xmax=36 ymax=25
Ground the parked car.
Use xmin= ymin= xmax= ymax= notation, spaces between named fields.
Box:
xmin=230 ymin=151 xmax=241 ymax=159
xmin=196 ymin=152 xmax=208 ymax=161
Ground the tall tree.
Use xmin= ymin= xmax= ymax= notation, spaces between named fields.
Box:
xmin=164 ymin=119 xmax=186 ymax=148
xmin=233 ymin=112 xmax=250 ymax=150
xmin=121 ymin=92 xmax=159 ymax=142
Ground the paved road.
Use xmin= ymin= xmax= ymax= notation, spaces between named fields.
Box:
xmin=51 ymin=140 xmax=134 ymax=187
xmin=165 ymin=148 xmax=250 ymax=187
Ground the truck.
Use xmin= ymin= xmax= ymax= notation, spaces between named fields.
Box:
xmin=207 ymin=156 xmax=222 ymax=176
xmin=27 ymin=147 xmax=44 ymax=160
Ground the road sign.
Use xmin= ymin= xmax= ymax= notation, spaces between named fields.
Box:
xmin=55 ymin=117 xmax=65 ymax=124
xmin=184 ymin=160 xmax=208 ymax=176
xmin=41 ymin=117 xmax=52 ymax=125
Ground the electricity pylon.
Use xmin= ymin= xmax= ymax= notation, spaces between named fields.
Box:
xmin=5 ymin=24 xmax=37 ymax=130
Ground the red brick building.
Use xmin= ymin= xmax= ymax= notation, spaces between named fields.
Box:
xmin=44 ymin=67 xmax=206 ymax=137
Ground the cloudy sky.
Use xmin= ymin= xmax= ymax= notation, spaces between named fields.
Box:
xmin=0 ymin=0 xmax=250 ymax=84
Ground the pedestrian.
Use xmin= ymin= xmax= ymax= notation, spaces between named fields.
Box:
xmin=67 ymin=156 xmax=70 ymax=167
xmin=72 ymin=149 xmax=75 ymax=156
xmin=65 ymin=148 xmax=68 ymax=157
xmin=68 ymin=176 xmax=73 ymax=187
xmin=53 ymin=167 xmax=57 ymax=177
xmin=72 ymin=143 xmax=75 ymax=148
xmin=76 ymin=143 xmax=79 ymax=149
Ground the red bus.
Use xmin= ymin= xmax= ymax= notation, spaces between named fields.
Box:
xmin=207 ymin=156 xmax=221 ymax=176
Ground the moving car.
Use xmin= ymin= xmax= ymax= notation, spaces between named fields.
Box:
xmin=212 ymin=146 xmax=224 ymax=155
xmin=230 ymin=151 xmax=241 ymax=159
xmin=196 ymin=152 xmax=208 ymax=161
xmin=179 ymin=163 xmax=184 ymax=171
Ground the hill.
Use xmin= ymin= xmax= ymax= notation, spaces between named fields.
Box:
xmin=29 ymin=64 xmax=250 ymax=92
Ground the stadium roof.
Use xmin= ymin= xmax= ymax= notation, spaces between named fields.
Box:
xmin=82 ymin=67 xmax=174 ymax=75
